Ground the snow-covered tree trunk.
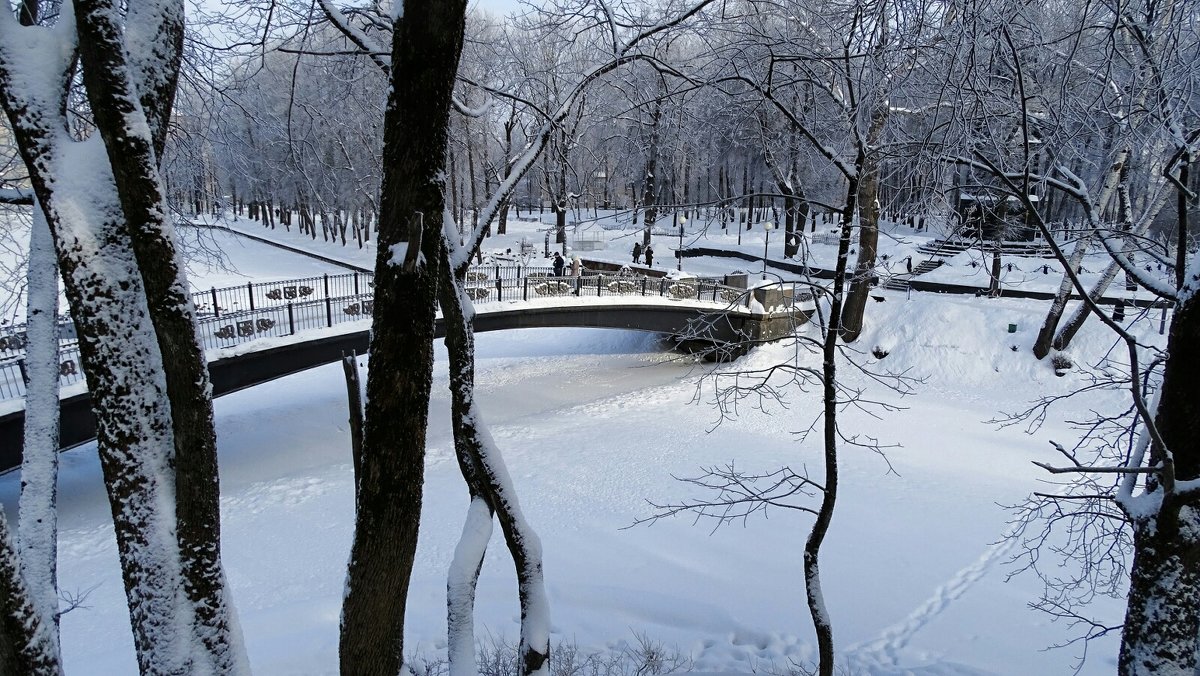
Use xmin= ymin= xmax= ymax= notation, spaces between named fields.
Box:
xmin=1032 ymin=148 xmax=1129 ymax=359
xmin=807 ymin=171 xmax=859 ymax=676
xmin=47 ymin=147 xmax=195 ymax=676
xmin=1 ymin=13 xmax=196 ymax=676
xmin=1119 ymin=506 xmax=1200 ymax=675
xmin=73 ymin=0 xmax=248 ymax=668
xmin=14 ymin=0 xmax=61 ymax=643
xmin=340 ymin=0 xmax=468 ymax=672
xmin=17 ymin=204 xmax=61 ymax=648
xmin=1119 ymin=264 xmax=1200 ymax=674
xmin=1052 ymin=258 xmax=1120 ymax=350
xmin=0 ymin=511 xmax=61 ymax=675
xmin=440 ymin=259 xmax=550 ymax=676
xmin=2 ymin=0 xmax=248 ymax=671
xmin=1032 ymin=234 xmax=1091 ymax=359
xmin=447 ymin=496 xmax=492 ymax=676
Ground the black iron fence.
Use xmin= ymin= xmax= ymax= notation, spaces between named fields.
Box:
xmin=192 ymin=272 xmax=372 ymax=318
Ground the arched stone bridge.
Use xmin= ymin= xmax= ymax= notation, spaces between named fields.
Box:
xmin=0 ymin=266 xmax=811 ymax=469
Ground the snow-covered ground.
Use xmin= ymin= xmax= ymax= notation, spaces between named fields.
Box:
xmin=0 ymin=211 xmax=1157 ymax=674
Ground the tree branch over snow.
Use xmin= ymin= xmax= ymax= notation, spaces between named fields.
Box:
xmin=0 ymin=187 xmax=32 ymax=205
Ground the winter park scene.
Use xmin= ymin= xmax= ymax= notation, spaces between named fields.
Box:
xmin=1 ymin=0 xmax=1198 ymax=674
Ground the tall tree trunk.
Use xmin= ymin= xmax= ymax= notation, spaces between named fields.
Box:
xmin=807 ymin=172 xmax=860 ymax=676
xmin=7 ymin=4 xmax=63 ymax=655
xmin=1119 ymin=505 xmax=1200 ymax=675
xmin=18 ymin=205 xmax=61 ymax=649
xmin=642 ymin=100 xmax=663 ymax=248
xmin=1033 ymin=148 xmax=1130 ymax=358
xmin=1120 ymin=277 xmax=1200 ymax=673
xmin=840 ymin=107 xmax=887 ymax=343
xmin=555 ymin=168 xmax=567 ymax=245
xmin=340 ymin=0 xmax=468 ymax=672
xmin=75 ymin=1 xmax=249 ymax=669
xmin=439 ymin=259 xmax=549 ymax=676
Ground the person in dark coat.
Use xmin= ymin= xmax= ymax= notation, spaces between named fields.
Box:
xmin=632 ymin=241 xmax=643 ymax=264
xmin=644 ymin=245 xmax=654 ymax=267
xmin=552 ymin=252 xmax=566 ymax=276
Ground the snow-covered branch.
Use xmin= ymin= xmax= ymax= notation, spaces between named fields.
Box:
xmin=0 ymin=187 xmax=33 ymax=204
xmin=317 ymin=0 xmax=392 ymax=75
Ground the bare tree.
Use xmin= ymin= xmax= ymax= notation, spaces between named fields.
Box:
xmin=952 ymin=3 xmax=1200 ymax=667
xmin=336 ymin=0 xmax=469 ymax=673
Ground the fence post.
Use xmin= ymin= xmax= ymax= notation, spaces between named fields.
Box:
xmin=496 ymin=277 xmax=503 ymax=302
xmin=323 ymin=273 xmax=331 ymax=300
xmin=596 ymin=276 xmax=601 ymax=296
xmin=247 ymin=282 xmax=255 ymax=311
xmin=523 ymin=276 xmax=529 ymax=301
xmin=641 ymin=278 xmax=647 ymax=296
xmin=659 ymin=279 xmax=666 ymax=296
xmin=326 ymin=296 xmax=333 ymax=327
xmin=354 ymin=272 xmax=360 ymax=296
xmin=17 ymin=358 xmax=28 ymax=386
xmin=211 ymin=287 xmax=220 ymax=318
xmin=287 ymin=303 xmax=295 ymax=335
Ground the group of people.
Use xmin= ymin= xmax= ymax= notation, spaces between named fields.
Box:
xmin=551 ymin=252 xmax=581 ymax=277
xmin=631 ymin=241 xmax=654 ymax=266
xmin=550 ymin=241 xmax=655 ymax=278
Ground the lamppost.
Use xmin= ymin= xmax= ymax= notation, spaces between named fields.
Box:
xmin=762 ymin=221 xmax=774 ymax=279
xmin=677 ymin=215 xmax=687 ymax=271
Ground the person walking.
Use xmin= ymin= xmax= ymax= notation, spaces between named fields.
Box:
xmin=571 ymin=255 xmax=582 ymax=277
xmin=552 ymin=252 xmax=565 ymax=277
xmin=644 ymin=245 xmax=654 ymax=267
xmin=632 ymin=241 xmax=643 ymax=264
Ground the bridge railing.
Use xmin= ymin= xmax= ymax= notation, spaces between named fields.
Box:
xmin=191 ymin=271 xmax=373 ymax=318
xmin=196 ymin=292 xmax=372 ymax=351
xmin=0 ymin=344 xmax=86 ymax=403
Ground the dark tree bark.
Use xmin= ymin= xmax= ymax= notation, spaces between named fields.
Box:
xmin=804 ymin=169 xmax=860 ymax=676
xmin=641 ymin=99 xmax=663 ymax=248
xmin=0 ymin=513 xmax=61 ymax=676
xmin=1119 ymin=282 xmax=1200 ymax=674
xmin=839 ymin=106 xmax=887 ymax=343
xmin=3 ymin=0 xmax=251 ymax=671
xmin=73 ymin=1 xmax=246 ymax=669
xmin=340 ymin=0 xmax=468 ymax=673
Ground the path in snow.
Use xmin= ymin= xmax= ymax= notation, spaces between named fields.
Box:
xmin=845 ymin=532 xmax=1020 ymax=670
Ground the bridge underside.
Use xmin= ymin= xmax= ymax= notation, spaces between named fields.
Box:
xmin=0 ymin=303 xmax=806 ymax=469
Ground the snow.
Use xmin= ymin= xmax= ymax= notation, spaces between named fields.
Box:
xmin=447 ymin=497 xmax=493 ymax=676
xmin=0 ymin=209 xmax=1171 ymax=675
